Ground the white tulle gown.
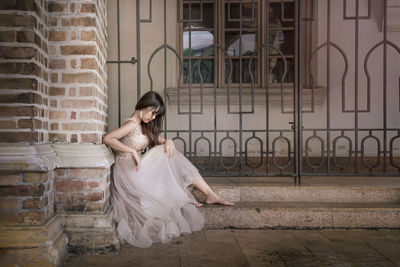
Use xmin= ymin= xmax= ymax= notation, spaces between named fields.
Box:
xmin=110 ymin=118 xmax=205 ymax=248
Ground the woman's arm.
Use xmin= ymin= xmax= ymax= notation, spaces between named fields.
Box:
xmin=158 ymin=135 xmax=175 ymax=158
xmin=103 ymin=121 xmax=138 ymax=153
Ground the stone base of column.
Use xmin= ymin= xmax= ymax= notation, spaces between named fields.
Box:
xmin=62 ymin=205 xmax=120 ymax=254
xmin=0 ymin=215 xmax=68 ymax=267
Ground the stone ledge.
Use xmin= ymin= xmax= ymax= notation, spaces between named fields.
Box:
xmin=0 ymin=144 xmax=60 ymax=172
xmin=53 ymin=143 xmax=114 ymax=168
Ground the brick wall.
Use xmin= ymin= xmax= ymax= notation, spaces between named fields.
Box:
xmin=0 ymin=0 xmax=49 ymax=143
xmin=0 ymin=170 xmax=54 ymax=226
xmin=55 ymin=167 xmax=110 ymax=213
xmin=48 ymin=0 xmax=108 ymax=144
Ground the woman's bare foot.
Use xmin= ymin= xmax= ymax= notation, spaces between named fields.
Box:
xmin=195 ymin=201 xmax=203 ymax=207
xmin=205 ymin=192 xmax=234 ymax=206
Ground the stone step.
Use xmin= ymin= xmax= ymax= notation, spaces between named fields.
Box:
xmin=200 ymin=202 xmax=400 ymax=229
xmin=193 ymin=177 xmax=400 ymax=203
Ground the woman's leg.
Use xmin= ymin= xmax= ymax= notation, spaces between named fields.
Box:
xmin=191 ymin=172 xmax=234 ymax=205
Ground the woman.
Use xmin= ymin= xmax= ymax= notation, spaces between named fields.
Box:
xmin=103 ymin=91 xmax=233 ymax=248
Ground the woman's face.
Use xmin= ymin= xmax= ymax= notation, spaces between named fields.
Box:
xmin=141 ymin=106 xmax=159 ymax=123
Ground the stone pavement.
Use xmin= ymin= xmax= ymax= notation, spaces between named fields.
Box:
xmin=63 ymin=229 xmax=400 ymax=266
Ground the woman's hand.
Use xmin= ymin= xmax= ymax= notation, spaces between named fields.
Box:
xmin=131 ymin=150 xmax=141 ymax=171
xmin=164 ymin=139 xmax=176 ymax=158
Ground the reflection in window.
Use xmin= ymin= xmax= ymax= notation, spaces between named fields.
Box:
xmin=183 ymin=59 xmax=214 ymax=84
xmin=225 ymin=32 xmax=257 ymax=56
xmin=183 ymin=31 xmax=214 ymax=56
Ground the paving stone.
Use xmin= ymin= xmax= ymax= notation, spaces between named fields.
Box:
xmin=62 ymin=229 xmax=399 ymax=267
xmin=364 ymin=239 xmax=400 ymax=266
xmin=179 ymin=233 xmax=248 ymax=267
xmin=204 ymin=229 xmax=236 ymax=243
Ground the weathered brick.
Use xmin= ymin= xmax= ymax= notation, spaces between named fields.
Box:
xmin=87 ymin=192 xmax=104 ymax=201
xmin=60 ymin=99 xmax=96 ymax=108
xmin=48 ymin=2 xmax=66 ymax=12
xmin=81 ymin=133 xmax=98 ymax=143
xmin=23 ymin=172 xmax=48 ymax=183
xmin=0 ymin=184 xmax=45 ymax=197
xmin=0 ymin=198 xmax=20 ymax=211
xmin=79 ymin=87 xmax=93 ymax=96
xmin=0 ymin=106 xmax=35 ymax=117
xmin=0 ymin=0 xmax=17 ymax=10
xmin=49 ymin=59 xmax=66 ymax=69
xmin=0 ymin=92 xmax=42 ymax=104
xmin=17 ymin=119 xmax=33 ymax=128
xmin=0 ymin=62 xmax=41 ymax=76
xmin=0 ymin=173 xmax=21 ymax=185
xmin=70 ymin=133 xmax=78 ymax=143
xmin=0 ymin=132 xmax=38 ymax=143
xmin=80 ymin=30 xmax=95 ymax=41
xmin=0 ymin=77 xmax=37 ymax=90
xmin=80 ymin=58 xmax=97 ymax=69
xmin=55 ymin=169 xmax=67 ymax=178
xmin=50 ymin=123 xmax=58 ymax=130
xmin=62 ymin=72 xmax=97 ymax=83
xmin=61 ymin=17 xmax=96 ymax=27
xmin=49 ymin=30 xmax=67 ymax=41
xmin=70 ymin=3 xmax=76 ymax=13
xmin=68 ymin=168 xmax=108 ymax=179
xmin=49 ymin=111 xmax=66 ymax=120
xmin=70 ymin=111 xmax=77 ymax=119
xmin=80 ymin=3 xmax=96 ymax=13
xmin=61 ymin=122 xmax=97 ymax=131
xmin=69 ymin=87 xmax=76 ymax=96
xmin=87 ymin=181 xmax=100 ymax=189
xmin=61 ymin=45 xmax=96 ymax=55
xmin=16 ymin=30 xmax=35 ymax=43
xmin=49 ymin=16 xmax=58 ymax=27
xmin=49 ymin=133 xmax=66 ymax=143
xmin=0 ymin=14 xmax=36 ymax=27
xmin=0 ymin=120 xmax=17 ymax=129
xmin=22 ymin=196 xmax=47 ymax=209
xmin=0 ymin=30 xmax=16 ymax=42
xmin=86 ymin=201 xmax=106 ymax=211
xmin=49 ymin=87 xmax=65 ymax=96
xmin=50 ymin=73 xmax=58 ymax=83
xmin=70 ymin=59 xmax=77 ymax=68
xmin=56 ymin=180 xmax=84 ymax=192
xmin=79 ymin=111 xmax=95 ymax=120
xmin=0 ymin=47 xmax=36 ymax=59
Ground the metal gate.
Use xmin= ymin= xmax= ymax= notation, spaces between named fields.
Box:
xmin=107 ymin=0 xmax=400 ymax=183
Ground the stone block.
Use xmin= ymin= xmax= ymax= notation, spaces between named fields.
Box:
xmin=23 ymin=172 xmax=49 ymax=183
xmin=0 ymin=198 xmax=21 ymax=211
xmin=0 ymin=173 xmax=21 ymax=185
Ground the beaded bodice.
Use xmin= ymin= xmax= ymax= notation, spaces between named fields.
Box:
xmin=117 ymin=118 xmax=149 ymax=158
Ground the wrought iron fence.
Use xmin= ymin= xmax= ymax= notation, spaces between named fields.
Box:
xmin=107 ymin=0 xmax=400 ymax=183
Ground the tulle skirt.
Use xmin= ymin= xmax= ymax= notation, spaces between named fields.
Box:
xmin=110 ymin=145 xmax=205 ymax=248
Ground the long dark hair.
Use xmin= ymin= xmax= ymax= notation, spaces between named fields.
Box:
xmin=135 ymin=91 xmax=165 ymax=148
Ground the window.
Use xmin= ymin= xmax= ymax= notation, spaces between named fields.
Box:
xmin=180 ymin=0 xmax=300 ymax=88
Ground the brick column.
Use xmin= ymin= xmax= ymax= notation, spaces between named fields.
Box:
xmin=0 ymin=0 xmax=117 ymax=265
xmin=48 ymin=0 xmax=107 ymax=143
xmin=0 ymin=1 xmax=67 ymax=266
xmin=46 ymin=0 xmax=118 ymax=254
